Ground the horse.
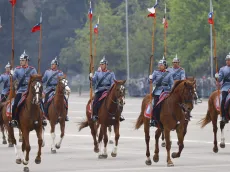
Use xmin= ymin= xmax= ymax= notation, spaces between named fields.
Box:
xmin=13 ymin=74 xmax=43 ymax=172
xmin=79 ymin=80 xmax=126 ymax=158
xmin=199 ymin=89 xmax=226 ymax=153
xmin=161 ymin=76 xmax=197 ymax=147
xmin=0 ymin=80 xmax=23 ymax=146
xmin=46 ymin=75 xmax=70 ymax=154
xmin=135 ymin=80 xmax=195 ymax=167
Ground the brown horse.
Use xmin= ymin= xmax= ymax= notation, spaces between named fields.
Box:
xmin=199 ymin=90 xmax=226 ymax=153
xmin=161 ymin=77 xmax=197 ymax=147
xmin=135 ymin=80 xmax=195 ymax=167
xmin=0 ymin=80 xmax=23 ymax=146
xmin=13 ymin=74 xmax=43 ymax=172
xmin=79 ymin=80 xmax=126 ymax=158
xmin=46 ymin=75 xmax=70 ymax=154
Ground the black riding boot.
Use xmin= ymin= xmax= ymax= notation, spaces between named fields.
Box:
xmin=221 ymin=91 xmax=229 ymax=123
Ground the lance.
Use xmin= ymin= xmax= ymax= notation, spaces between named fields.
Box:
xmin=38 ymin=13 xmax=42 ymax=74
xmin=88 ymin=1 xmax=94 ymax=110
xmin=9 ymin=0 xmax=16 ymax=119
xmin=163 ymin=3 xmax=167 ymax=58
xmin=0 ymin=16 xmax=2 ymax=30
xmin=93 ymin=16 xmax=100 ymax=68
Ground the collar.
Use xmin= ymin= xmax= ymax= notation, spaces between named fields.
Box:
xmin=21 ymin=65 xmax=28 ymax=69
xmin=102 ymin=69 xmax=107 ymax=72
xmin=160 ymin=69 xmax=166 ymax=72
xmin=51 ymin=68 xmax=58 ymax=71
xmin=173 ymin=66 xmax=180 ymax=69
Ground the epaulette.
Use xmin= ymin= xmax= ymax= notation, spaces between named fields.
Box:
xmin=28 ymin=66 xmax=35 ymax=69
xmin=16 ymin=66 xmax=21 ymax=69
xmin=179 ymin=67 xmax=184 ymax=70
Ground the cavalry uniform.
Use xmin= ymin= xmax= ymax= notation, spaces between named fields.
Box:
xmin=91 ymin=57 xmax=116 ymax=121
xmin=42 ymin=57 xmax=69 ymax=121
xmin=215 ymin=53 xmax=230 ymax=123
xmin=10 ymin=51 xmax=37 ymax=127
xmin=149 ymin=59 xmax=174 ymax=127
xmin=0 ymin=63 xmax=11 ymax=102
xmin=167 ymin=67 xmax=185 ymax=81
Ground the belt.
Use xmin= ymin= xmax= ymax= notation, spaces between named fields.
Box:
xmin=47 ymin=84 xmax=56 ymax=86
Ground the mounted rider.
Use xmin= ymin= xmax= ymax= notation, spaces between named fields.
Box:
xmin=0 ymin=62 xmax=11 ymax=102
xmin=42 ymin=57 xmax=70 ymax=121
xmin=89 ymin=56 xmax=125 ymax=122
xmin=149 ymin=57 xmax=174 ymax=127
xmin=10 ymin=51 xmax=47 ymax=127
xmin=215 ymin=53 xmax=230 ymax=123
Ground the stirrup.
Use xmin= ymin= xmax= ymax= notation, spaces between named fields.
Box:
xmin=9 ymin=120 xmax=18 ymax=128
xmin=92 ymin=115 xmax=98 ymax=122
xmin=65 ymin=116 xmax=69 ymax=121
xmin=149 ymin=119 xmax=156 ymax=127
xmin=119 ymin=115 xmax=125 ymax=122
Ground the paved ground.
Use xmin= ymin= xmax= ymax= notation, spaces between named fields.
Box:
xmin=1 ymin=93 xmax=230 ymax=172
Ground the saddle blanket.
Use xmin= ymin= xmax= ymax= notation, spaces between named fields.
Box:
xmin=214 ymin=93 xmax=230 ymax=112
xmin=144 ymin=92 xmax=169 ymax=119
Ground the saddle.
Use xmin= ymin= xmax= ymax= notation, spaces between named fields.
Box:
xmin=6 ymin=91 xmax=28 ymax=117
xmin=144 ymin=92 xmax=169 ymax=119
xmin=87 ymin=91 xmax=108 ymax=114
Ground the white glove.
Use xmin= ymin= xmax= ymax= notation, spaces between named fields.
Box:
xmin=89 ymin=73 xmax=93 ymax=78
xmin=149 ymin=75 xmax=153 ymax=80
xmin=215 ymin=73 xmax=219 ymax=79
xmin=10 ymin=70 xmax=14 ymax=75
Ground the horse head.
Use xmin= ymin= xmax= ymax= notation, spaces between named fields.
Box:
xmin=28 ymin=75 xmax=43 ymax=105
xmin=113 ymin=80 xmax=126 ymax=107
xmin=181 ymin=80 xmax=196 ymax=112
xmin=57 ymin=75 xmax=70 ymax=96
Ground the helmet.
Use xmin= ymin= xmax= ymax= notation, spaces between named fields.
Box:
xmin=5 ymin=62 xmax=11 ymax=69
xmin=225 ymin=52 xmax=230 ymax=60
xmin=100 ymin=56 xmax=108 ymax=65
xmin=20 ymin=50 xmax=29 ymax=61
xmin=159 ymin=55 xmax=168 ymax=68
xmin=51 ymin=57 xmax=59 ymax=66
xmin=172 ymin=54 xmax=180 ymax=63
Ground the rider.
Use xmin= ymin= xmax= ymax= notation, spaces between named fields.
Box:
xmin=149 ymin=58 xmax=174 ymax=127
xmin=42 ymin=57 xmax=69 ymax=121
xmin=0 ymin=62 xmax=11 ymax=102
xmin=215 ymin=52 xmax=230 ymax=123
xmin=89 ymin=56 xmax=125 ymax=122
xmin=10 ymin=51 xmax=47 ymax=127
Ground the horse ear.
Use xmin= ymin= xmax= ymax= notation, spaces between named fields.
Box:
xmin=114 ymin=79 xmax=118 ymax=84
xmin=122 ymin=80 xmax=126 ymax=85
xmin=184 ymin=81 xmax=187 ymax=87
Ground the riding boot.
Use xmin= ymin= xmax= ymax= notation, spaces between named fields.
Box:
xmin=65 ymin=115 xmax=69 ymax=121
xmin=10 ymin=105 xmax=18 ymax=128
xmin=119 ymin=115 xmax=125 ymax=122
xmin=221 ymin=91 xmax=229 ymax=124
xmin=92 ymin=104 xmax=99 ymax=122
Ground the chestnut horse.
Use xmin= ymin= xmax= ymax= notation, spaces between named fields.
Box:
xmin=0 ymin=80 xmax=23 ymax=146
xmin=46 ymin=75 xmax=70 ymax=154
xmin=135 ymin=80 xmax=195 ymax=167
xmin=199 ymin=90 xmax=226 ymax=153
xmin=79 ymin=80 xmax=126 ymax=159
xmin=13 ymin=74 xmax=43 ymax=172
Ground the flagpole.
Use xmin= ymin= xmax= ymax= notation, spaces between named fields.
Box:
xmin=210 ymin=0 xmax=213 ymax=78
xmin=38 ymin=14 xmax=42 ymax=74
xmin=93 ymin=17 xmax=99 ymax=69
xmin=164 ymin=3 xmax=167 ymax=58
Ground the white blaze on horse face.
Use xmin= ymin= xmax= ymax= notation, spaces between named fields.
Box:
xmin=34 ymin=82 xmax=41 ymax=104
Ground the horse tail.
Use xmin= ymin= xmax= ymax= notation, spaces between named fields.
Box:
xmin=199 ymin=109 xmax=211 ymax=128
xmin=135 ymin=112 xmax=143 ymax=130
xmin=78 ymin=119 xmax=89 ymax=131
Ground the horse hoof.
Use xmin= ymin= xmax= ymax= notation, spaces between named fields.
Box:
xmin=24 ymin=167 xmax=29 ymax=172
xmin=153 ymin=154 xmax=159 ymax=163
xmin=94 ymin=147 xmax=99 ymax=153
xmin=167 ymin=162 xmax=174 ymax=167
xmin=2 ymin=140 xmax=7 ymax=144
xmin=109 ymin=140 xmax=114 ymax=144
xmin=145 ymin=160 xmax=152 ymax=166
xmin=19 ymin=138 xmax=23 ymax=142
xmin=161 ymin=142 xmax=166 ymax=147
xmin=171 ymin=152 xmax=178 ymax=158
xmin=55 ymin=144 xmax=60 ymax=149
xmin=35 ymin=158 xmax=41 ymax=164
xmin=51 ymin=149 xmax=56 ymax=154
xmin=213 ymin=147 xmax=218 ymax=153
xmin=98 ymin=154 xmax=108 ymax=159
xmin=111 ymin=152 xmax=117 ymax=157
xmin=16 ymin=158 xmax=22 ymax=164
xmin=8 ymin=143 xmax=13 ymax=147
xmin=220 ymin=143 xmax=225 ymax=148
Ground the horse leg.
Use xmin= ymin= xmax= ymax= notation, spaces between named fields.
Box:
xmin=1 ymin=124 xmax=7 ymax=144
xmin=111 ymin=122 xmax=120 ymax=158
xmin=153 ymin=128 xmax=161 ymax=163
xmin=89 ymin=122 xmax=99 ymax=153
xmin=98 ymin=126 xmax=104 ymax=159
xmin=22 ymin=131 xmax=30 ymax=172
xmin=220 ymin=120 xmax=226 ymax=149
xmin=108 ymin=125 xmax=113 ymax=144
xmin=42 ymin=126 xmax=45 ymax=147
xmin=55 ymin=120 xmax=65 ymax=149
xmin=19 ymin=129 xmax=23 ymax=142
xmin=102 ymin=125 xmax=108 ymax=159
xmin=165 ymin=129 xmax=174 ymax=167
xmin=35 ymin=126 xmax=43 ymax=164
xmin=8 ymin=126 xmax=16 ymax=147
xmin=172 ymin=125 xmax=184 ymax=159
xmin=50 ymin=123 xmax=57 ymax=154
xmin=144 ymin=120 xmax=151 ymax=165
xmin=161 ymin=131 xmax=165 ymax=147
xmin=212 ymin=113 xmax=218 ymax=153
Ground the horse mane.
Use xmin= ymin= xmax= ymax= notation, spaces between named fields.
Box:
xmin=170 ymin=80 xmax=185 ymax=94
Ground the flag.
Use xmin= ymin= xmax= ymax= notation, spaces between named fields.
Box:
xmin=208 ymin=12 xmax=214 ymax=24
xmin=88 ymin=1 xmax=93 ymax=20
xmin=147 ymin=0 xmax=158 ymax=18
xmin=31 ymin=13 xmax=42 ymax=33
xmin=164 ymin=20 xmax=168 ymax=28
xmin=94 ymin=17 xmax=99 ymax=34
xmin=0 ymin=16 xmax=2 ymax=29
xmin=9 ymin=0 xmax=16 ymax=7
